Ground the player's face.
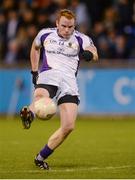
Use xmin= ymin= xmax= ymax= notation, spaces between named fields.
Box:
xmin=56 ymin=16 xmax=75 ymax=39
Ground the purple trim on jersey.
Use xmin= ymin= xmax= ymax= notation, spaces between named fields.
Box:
xmin=40 ymin=33 xmax=52 ymax=72
xmin=75 ymin=35 xmax=83 ymax=76
xmin=41 ymin=33 xmax=50 ymax=46
xmin=40 ymin=49 xmax=52 ymax=72
xmin=75 ymin=35 xmax=83 ymax=54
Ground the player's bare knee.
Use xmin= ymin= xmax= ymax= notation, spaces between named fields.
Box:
xmin=35 ymin=95 xmax=44 ymax=101
xmin=62 ymin=124 xmax=75 ymax=135
xmin=34 ymin=88 xmax=50 ymax=100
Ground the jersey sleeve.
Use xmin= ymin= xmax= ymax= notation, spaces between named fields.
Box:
xmin=34 ymin=29 xmax=45 ymax=47
xmin=81 ymin=34 xmax=95 ymax=49
xmin=34 ymin=30 xmax=44 ymax=47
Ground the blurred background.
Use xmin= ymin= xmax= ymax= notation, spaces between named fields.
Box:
xmin=0 ymin=0 xmax=135 ymax=116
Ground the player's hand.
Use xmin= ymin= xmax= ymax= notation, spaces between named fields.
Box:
xmin=31 ymin=71 xmax=38 ymax=85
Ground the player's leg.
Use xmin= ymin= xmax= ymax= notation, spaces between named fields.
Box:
xmin=20 ymin=84 xmax=58 ymax=129
xmin=48 ymin=102 xmax=78 ymax=149
xmin=35 ymin=76 xmax=80 ymax=169
xmin=29 ymin=87 xmax=50 ymax=112
xmin=20 ymin=69 xmax=59 ymax=129
xmin=35 ymin=95 xmax=79 ymax=169
xmin=20 ymin=88 xmax=49 ymax=129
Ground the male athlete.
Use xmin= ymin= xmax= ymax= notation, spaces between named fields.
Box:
xmin=20 ymin=9 xmax=98 ymax=169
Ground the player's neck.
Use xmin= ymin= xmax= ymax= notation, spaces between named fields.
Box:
xmin=57 ymin=29 xmax=70 ymax=40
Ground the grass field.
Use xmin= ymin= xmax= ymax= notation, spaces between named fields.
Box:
xmin=0 ymin=115 xmax=135 ymax=179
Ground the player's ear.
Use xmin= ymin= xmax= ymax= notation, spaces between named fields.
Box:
xmin=56 ymin=20 xmax=59 ymax=27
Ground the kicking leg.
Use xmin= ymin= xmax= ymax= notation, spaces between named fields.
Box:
xmin=20 ymin=88 xmax=49 ymax=129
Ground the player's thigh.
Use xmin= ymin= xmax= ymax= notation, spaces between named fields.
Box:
xmin=34 ymin=88 xmax=50 ymax=101
xmin=30 ymin=88 xmax=50 ymax=111
xmin=59 ymin=102 xmax=78 ymax=130
xmin=34 ymin=84 xmax=58 ymax=100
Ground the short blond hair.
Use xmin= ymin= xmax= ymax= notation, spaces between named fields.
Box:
xmin=56 ymin=9 xmax=76 ymax=21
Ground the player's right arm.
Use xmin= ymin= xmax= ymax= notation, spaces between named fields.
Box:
xmin=30 ymin=29 xmax=46 ymax=85
xmin=30 ymin=29 xmax=43 ymax=85
xmin=30 ymin=41 xmax=41 ymax=85
xmin=30 ymin=28 xmax=52 ymax=71
xmin=30 ymin=41 xmax=41 ymax=72
xmin=30 ymin=29 xmax=47 ymax=72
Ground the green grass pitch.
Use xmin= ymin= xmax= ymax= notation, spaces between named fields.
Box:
xmin=0 ymin=115 xmax=135 ymax=179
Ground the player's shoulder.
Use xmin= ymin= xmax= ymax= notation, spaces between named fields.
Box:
xmin=74 ymin=30 xmax=94 ymax=46
xmin=37 ymin=27 xmax=56 ymax=36
xmin=74 ymin=30 xmax=89 ymax=39
xmin=74 ymin=30 xmax=94 ymax=45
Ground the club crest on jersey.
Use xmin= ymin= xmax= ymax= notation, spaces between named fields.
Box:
xmin=68 ymin=42 xmax=72 ymax=47
xmin=68 ymin=42 xmax=78 ymax=50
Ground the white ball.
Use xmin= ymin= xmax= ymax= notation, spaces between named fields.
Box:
xmin=34 ymin=97 xmax=57 ymax=120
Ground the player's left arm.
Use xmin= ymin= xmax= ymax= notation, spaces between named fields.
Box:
xmin=83 ymin=45 xmax=98 ymax=62
xmin=81 ymin=34 xmax=98 ymax=62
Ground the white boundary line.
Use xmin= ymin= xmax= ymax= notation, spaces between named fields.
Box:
xmin=1 ymin=179 xmax=135 ymax=180
xmin=0 ymin=165 xmax=135 ymax=173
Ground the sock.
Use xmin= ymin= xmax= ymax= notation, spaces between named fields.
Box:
xmin=38 ymin=144 xmax=54 ymax=160
xmin=36 ymin=154 xmax=44 ymax=161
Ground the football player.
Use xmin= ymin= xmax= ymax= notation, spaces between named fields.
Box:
xmin=20 ymin=9 xmax=98 ymax=169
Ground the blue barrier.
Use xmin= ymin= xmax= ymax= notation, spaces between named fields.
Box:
xmin=78 ymin=69 xmax=135 ymax=114
xmin=0 ymin=69 xmax=32 ymax=114
xmin=0 ymin=69 xmax=135 ymax=114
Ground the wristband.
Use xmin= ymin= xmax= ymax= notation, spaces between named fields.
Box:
xmin=82 ymin=50 xmax=93 ymax=61
xmin=31 ymin=71 xmax=38 ymax=85
xmin=31 ymin=71 xmax=38 ymax=75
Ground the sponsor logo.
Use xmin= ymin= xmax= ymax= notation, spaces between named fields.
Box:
xmin=113 ymin=77 xmax=135 ymax=105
